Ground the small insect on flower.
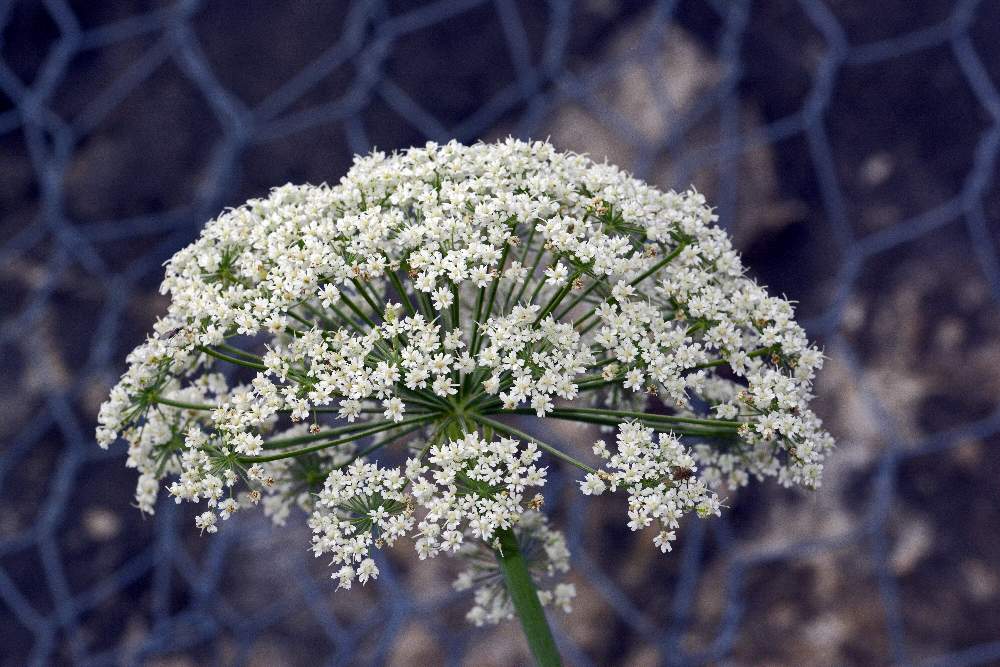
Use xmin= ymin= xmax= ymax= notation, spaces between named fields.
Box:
xmin=671 ymin=467 xmax=695 ymax=482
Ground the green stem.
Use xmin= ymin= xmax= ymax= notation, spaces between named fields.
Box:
xmin=691 ymin=345 xmax=776 ymax=369
xmin=217 ymin=342 xmax=264 ymax=361
xmin=262 ymin=417 xmax=420 ymax=449
xmin=198 ymin=346 xmax=267 ymax=372
xmin=238 ymin=414 xmax=432 ymax=463
xmin=554 ymin=274 xmax=605 ymax=320
xmin=153 ymin=396 xmax=217 ymax=411
xmin=525 ymin=411 xmax=737 ymax=438
xmin=474 ymin=240 xmax=513 ymax=353
xmin=628 ymin=240 xmax=688 ymax=288
xmin=474 ymin=416 xmax=598 ymax=474
xmin=488 ymin=407 xmax=741 ymax=429
xmin=508 ymin=230 xmax=544 ymax=309
xmin=298 ymin=303 xmax=340 ymax=331
xmin=351 ymin=277 xmax=383 ymax=317
xmin=387 ymin=268 xmax=417 ymax=316
xmin=341 ymin=288 xmax=379 ymax=329
xmin=495 ymin=527 xmax=562 ymax=667
xmin=534 ymin=271 xmax=579 ymax=324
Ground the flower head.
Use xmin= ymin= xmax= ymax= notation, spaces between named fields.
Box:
xmin=97 ymin=139 xmax=832 ymax=622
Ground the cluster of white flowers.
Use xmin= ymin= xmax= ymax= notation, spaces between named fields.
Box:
xmin=580 ymin=422 xmax=721 ymax=552
xmin=309 ymin=460 xmax=413 ymax=589
xmin=478 ymin=305 xmax=593 ymax=414
xmin=97 ymin=138 xmax=832 ymax=622
xmin=407 ymin=433 xmax=546 ymax=556
xmin=309 ymin=433 xmax=549 ymax=590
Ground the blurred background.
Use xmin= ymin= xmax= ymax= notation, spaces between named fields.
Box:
xmin=2 ymin=0 xmax=999 ymax=665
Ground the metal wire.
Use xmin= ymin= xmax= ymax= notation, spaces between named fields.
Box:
xmin=1 ymin=0 xmax=998 ymax=664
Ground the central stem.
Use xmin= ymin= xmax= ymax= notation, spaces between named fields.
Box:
xmin=495 ymin=527 xmax=562 ymax=666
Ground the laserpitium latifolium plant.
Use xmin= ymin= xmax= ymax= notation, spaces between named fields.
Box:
xmin=98 ymin=139 xmax=833 ymax=665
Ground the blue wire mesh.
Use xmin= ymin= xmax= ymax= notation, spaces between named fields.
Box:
xmin=1 ymin=0 xmax=999 ymax=664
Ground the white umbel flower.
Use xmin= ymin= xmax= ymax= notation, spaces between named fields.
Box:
xmin=97 ymin=139 xmax=833 ymax=624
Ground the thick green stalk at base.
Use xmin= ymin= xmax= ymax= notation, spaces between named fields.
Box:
xmin=495 ymin=527 xmax=562 ymax=667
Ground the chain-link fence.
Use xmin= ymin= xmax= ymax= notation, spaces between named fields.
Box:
xmin=2 ymin=0 xmax=999 ymax=664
